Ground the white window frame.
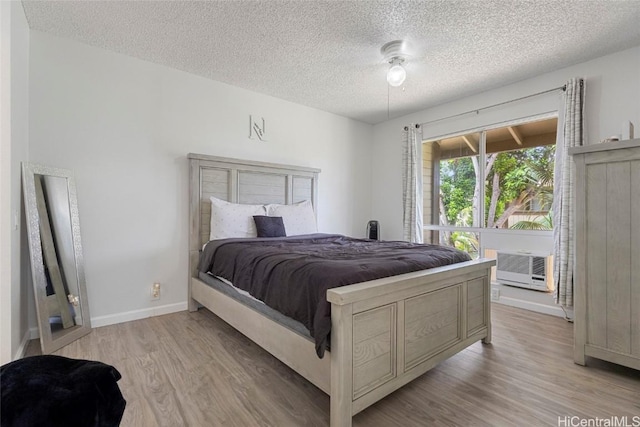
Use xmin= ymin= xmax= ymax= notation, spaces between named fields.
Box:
xmin=422 ymin=112 xmax=557 ymax=257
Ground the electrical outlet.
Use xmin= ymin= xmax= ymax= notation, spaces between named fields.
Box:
xmin=151 ymin=283 xmax=161 ymax=300
xmin=491 ymin=288 xmax=500 ymax=302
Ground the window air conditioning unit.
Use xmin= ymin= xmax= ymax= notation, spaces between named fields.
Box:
xmin=496 ymin=251 xmax=550 ymax=292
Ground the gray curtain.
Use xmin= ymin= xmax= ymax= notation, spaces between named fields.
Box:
xmin=402 ymin=124 xmax=423 ymax=243
xmin=553 ymin=78 xmax=585 ymax=308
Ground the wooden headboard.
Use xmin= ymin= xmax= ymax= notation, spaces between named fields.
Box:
xmin=188 ymin=153 xmax=320 ymax=279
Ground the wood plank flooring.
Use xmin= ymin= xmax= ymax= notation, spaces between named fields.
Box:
xmin=25 ymin=304 xmax=640 ymax=426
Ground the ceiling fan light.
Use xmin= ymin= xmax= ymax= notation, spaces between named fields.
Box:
xmin=387 ymin=64 xmax=406 ymax=87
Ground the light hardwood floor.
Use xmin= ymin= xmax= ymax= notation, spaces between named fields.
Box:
xmin=25 ymin=304 xmax=640 ymax=426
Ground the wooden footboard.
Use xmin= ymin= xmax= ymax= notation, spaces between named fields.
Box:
xmin=327 ymin=259 xmax=495 ymax=427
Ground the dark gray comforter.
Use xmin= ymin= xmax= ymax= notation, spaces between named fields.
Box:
xmin=198 ymin=234 xmax=471 ymax=358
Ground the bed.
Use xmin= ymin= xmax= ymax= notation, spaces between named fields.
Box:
xmin=188 ymin=153 xmax=495 ymax=426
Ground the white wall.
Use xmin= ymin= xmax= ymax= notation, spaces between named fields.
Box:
xmin=0 ymin=1 xmax=30 ymax=364
xmin=372 ymin=46 xmax=640 ymax=241
xmin=29 ymin=32 xmax=373 ymax=324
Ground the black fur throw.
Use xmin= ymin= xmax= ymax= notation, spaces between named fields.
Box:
xmin=1 ymin=355 xmax=126 ymax=427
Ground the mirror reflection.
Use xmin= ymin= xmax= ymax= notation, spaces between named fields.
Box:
xmin=36 ymin=175 xmax=83 ymax=334
xmin=22 ymin=163 xmax=91 ymax=353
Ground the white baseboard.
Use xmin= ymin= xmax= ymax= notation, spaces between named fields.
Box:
xmin=494 ymin=296 xmax=567 ymax=318
xmin=90 ymin=302 xmax=187 ymax=328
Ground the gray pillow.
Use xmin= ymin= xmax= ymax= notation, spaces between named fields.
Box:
xmin=253 ymin=216 xmax=286 ymax=237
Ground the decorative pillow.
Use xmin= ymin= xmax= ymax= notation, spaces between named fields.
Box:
xmin=209 ymin=196 xmax=266 ymax=240
xmin=253 ymin=216 xmax=286 ymax=238
xmin=266 ymin=200 xmax=317 ymax=236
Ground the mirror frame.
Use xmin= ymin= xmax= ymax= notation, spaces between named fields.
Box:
xmin=22 ymin=162 xmax=91 ymax=353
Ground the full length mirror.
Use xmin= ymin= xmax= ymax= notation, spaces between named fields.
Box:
xmin=22 ymin=163 xmax=91 ymax=354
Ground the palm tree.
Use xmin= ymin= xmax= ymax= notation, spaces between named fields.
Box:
xmin=492 ymin=152 xmax=555 ymax=229
xmin=450 ymin=230 xmax=479 ymax=258
xmin=510 ymin=211 xmax=553 ymax=230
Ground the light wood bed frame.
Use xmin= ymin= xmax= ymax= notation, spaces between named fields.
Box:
xmin=188 ymin=153 xmax=495 ymax=426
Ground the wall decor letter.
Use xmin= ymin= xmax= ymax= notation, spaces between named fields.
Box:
xmin=249 ymin=115 xmax=268 ymax=141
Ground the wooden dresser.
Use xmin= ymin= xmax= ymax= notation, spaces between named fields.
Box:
xmin=570 ymin=138 xmax=640 ymax=370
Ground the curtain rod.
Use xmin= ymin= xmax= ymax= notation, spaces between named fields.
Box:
xmin=418 ymin=84 xmax=567 ymax=127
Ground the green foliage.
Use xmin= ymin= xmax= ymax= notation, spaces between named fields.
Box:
xmin=511 ymin=212 xmax=553 ymax=230
xmin=440 ymin=158 xmax=475 ymax=225
xmin=440 ymin=144 xmax=555 ymax=229
xmin=484 ymin=145 xmax=555 ymax=226
xmin=456 ymin=207 xmax=474 ymax=227
xmin=450 ymin=230 xmax=479 ymax=258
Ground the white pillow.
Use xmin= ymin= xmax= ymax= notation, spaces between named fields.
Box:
xmin=267 ymin=200 xmax=317 ymax=236
xmin=209 ymin=196 xmax=266 ymax=240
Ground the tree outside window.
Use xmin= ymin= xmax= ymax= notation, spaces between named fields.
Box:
xmin=424 ymin=117 xmax=556 ymax=257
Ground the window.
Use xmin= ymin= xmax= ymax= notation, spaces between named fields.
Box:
xmin=422 ymin=117 xmax=557 ymax=258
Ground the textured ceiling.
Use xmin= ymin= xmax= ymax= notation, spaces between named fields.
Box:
xmin=21 ymin=1 xmax=640 ymax=124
